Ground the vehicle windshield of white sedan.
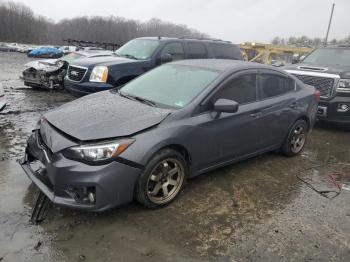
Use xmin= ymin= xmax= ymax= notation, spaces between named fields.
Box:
xmin=115 ymin=39 xmax=160 ymax=60
xmin=120 ymin=64 xmax=220 ymax=108
xmin=303 ymin=48 xmax=350 ymax=67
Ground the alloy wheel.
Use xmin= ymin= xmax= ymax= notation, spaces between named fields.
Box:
xmin=290 ymin=125 xmax=306 ymax=153
xmin=146 ymin=158 xmax=185 ymax=204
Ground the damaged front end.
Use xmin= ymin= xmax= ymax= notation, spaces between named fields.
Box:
xmin=22 ymin=59 xmax=68 ymax=89
xmin=20 ymin=119 xmax=142 ymax=212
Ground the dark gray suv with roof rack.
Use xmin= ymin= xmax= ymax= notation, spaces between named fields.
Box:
xmin=64 ymin=37 xmax=242 ymax=97
xmin=284 ymin=45 xmax=350 ymax=125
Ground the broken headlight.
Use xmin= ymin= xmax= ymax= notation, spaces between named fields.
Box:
xmin=56 ymin=60 xmax=65 ymax=68
xmin=62 ymin=139 xmax=134 ymax=164
xmin=337 ymin=79 xmax=350 ymax=93
xmin=89 ymin=66 xmax=108 ymax=83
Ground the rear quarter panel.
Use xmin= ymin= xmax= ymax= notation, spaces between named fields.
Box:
xmin=292 ymin=81 xmax=318 ymax=129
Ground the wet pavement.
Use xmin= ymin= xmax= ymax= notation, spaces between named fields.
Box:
xmin=0 ymin=52 xmax=349 ymax=262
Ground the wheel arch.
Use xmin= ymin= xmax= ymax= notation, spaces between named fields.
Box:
xmin=139 ymin=142 xmax=192 ymax=170
xmin=163 ymin=144 xmax=192 ymax=167
xmin=296 ymin=115 xmax=310 ymax=130
xmin=281 ymin=114 xmax=310 ymax=148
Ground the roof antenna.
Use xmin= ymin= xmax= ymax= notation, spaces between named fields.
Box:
xmin=324 ymin=3 xmax=335 ymax=47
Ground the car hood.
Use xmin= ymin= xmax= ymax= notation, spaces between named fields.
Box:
xmin=71 ymin=56 xmax=147 ymax=68
xmin=283 ymin=63 xmax=350 ymax=78
xmin=44 ymin=90 xmax=172 ymax=141
xmin=24 ymin=59 xmax=61 ymax=71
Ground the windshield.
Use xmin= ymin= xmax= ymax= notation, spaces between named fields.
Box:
xmin=303 ymin=48 xmax=350 ymax=67
xmin=115 ymin=39 xmax=159 ymax=60
xmin=120 ymin=64 xmax=220 ymax=108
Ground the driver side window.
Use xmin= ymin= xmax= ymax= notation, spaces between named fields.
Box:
xmin=212 ymin=73 xmax=257 ymax=105
xmin=161 ymin=42 xmax=185 ymax=61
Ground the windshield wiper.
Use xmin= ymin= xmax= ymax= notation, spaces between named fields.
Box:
xmin=118 ymin=90 xmax=136 ymax=101
xmin=118 ymin=90 xmax=156 ymax=107
xmin=132 ymin=96 xmax=157 ymax=107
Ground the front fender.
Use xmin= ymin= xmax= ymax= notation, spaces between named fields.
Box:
xmin=119 ymin=124 xmax=197 ymax=172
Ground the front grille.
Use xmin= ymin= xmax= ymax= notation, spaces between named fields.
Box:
xmin=67 ymin=65 xmax=87 ymax=82
xmin=292 ymin=74 xmax=334 ymax=97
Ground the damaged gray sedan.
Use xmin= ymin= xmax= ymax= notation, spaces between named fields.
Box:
xmin=22 ymin=50 xmax=112 ymax=89
xmin=21 ymin=60 xmax=319 ymax=211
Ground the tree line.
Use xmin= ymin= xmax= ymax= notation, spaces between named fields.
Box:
xmin=0 ymin=1 xmax=208 ymax=45
xmin=271 ymin=35 xmax=350 ymax=48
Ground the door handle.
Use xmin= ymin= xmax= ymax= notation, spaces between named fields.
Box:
xmin=250 ymin=112 xmax=262 ymax=118
xmin=289 ymin=102 xmax=298 ymax=109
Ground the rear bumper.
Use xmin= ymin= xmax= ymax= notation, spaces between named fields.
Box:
xmin=20 ymin=131 xmax=142 ymax=212
xmin=64 ymin=78 xmax=114 ymax=97
xmin=317 ymin=95 xmax=350 ymax=124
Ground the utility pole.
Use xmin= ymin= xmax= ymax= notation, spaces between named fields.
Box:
xmin=324 ymin=3 xmax=335 ymax=46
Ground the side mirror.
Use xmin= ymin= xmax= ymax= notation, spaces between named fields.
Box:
xmin=291 ymin=57 xmax=300 ymax=64
xmin=161 ymin=53 xmax=173 ymax=64
xmin=214 ymin=99 xmax=239 ymax=113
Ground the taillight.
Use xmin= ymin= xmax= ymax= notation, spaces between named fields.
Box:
xmin=314 ymin=90 xmax=320 ymax=102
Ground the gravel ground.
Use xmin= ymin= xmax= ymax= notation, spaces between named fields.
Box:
xmin=0 ymin=52 xmax=349 ymax=262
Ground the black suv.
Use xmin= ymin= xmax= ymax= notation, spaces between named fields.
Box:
xmin=284 ymin=45 xmax=350 ymax=125
xmin=64 ymin=37 xmax=242 ymax=96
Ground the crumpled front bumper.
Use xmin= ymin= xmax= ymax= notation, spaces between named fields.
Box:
xmin=20 ymin=131 xmax=142 ymax=212
xmin=23 ymin=69 xmax=66 ymax=89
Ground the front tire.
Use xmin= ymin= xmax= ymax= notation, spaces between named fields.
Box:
xmin=281 ymin=119 xmax=308 ymax=157
xmin=135 ymin=149 xmax=188 ymax=208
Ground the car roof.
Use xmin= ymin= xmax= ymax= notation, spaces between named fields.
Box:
xmin=170 ymin=59 xmax=278 ymax=72
xmin=134 ymin=36 xmax=233 ymax=44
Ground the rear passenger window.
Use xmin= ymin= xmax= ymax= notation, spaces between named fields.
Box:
xmin=213 ymin=74 xmax=257 ymax=104
xmin=161 ymin=43 xmax=185 ymax=61
xmin=260 ymin=74 xmax=295 ymax=99
xmin=187 ymin=42 xmax=208 ymax=59
xmin=211 ymin=43 xmax=242 ymax=60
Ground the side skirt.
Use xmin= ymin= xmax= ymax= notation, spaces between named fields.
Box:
xmin=192 ymin=144 xmax=280 ymax=178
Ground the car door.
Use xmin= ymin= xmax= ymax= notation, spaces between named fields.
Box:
xmin=256 ymin=69 xmax=299 ymax=147
xmin=192 ymin=70 xmax=268 ymax=170
xmin=186 ymin=42 xmax=209 ymax=59
xmin=159 ymin=42 xmax=185 ymax=64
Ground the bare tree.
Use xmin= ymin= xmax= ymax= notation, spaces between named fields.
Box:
xmin=0 ymin=1 xmax=208 ymax=45
xmin=271 ymin=35 xmax=349 ymax=48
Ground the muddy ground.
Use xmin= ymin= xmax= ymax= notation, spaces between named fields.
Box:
xmin=0 ymin=52 xmax=349 ymax=262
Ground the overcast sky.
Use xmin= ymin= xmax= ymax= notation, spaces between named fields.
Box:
xmin=16 ymin=0 xmax=350 ymax=43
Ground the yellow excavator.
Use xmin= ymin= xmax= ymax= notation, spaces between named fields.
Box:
xmin=240 ymin=42 xmax=312 ymax=65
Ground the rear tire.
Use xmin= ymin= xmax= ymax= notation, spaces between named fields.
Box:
xmin=281 ymin=119 xmax=308 ymax=157
xmin=135 ymin=149 xmax=188 ymax=208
